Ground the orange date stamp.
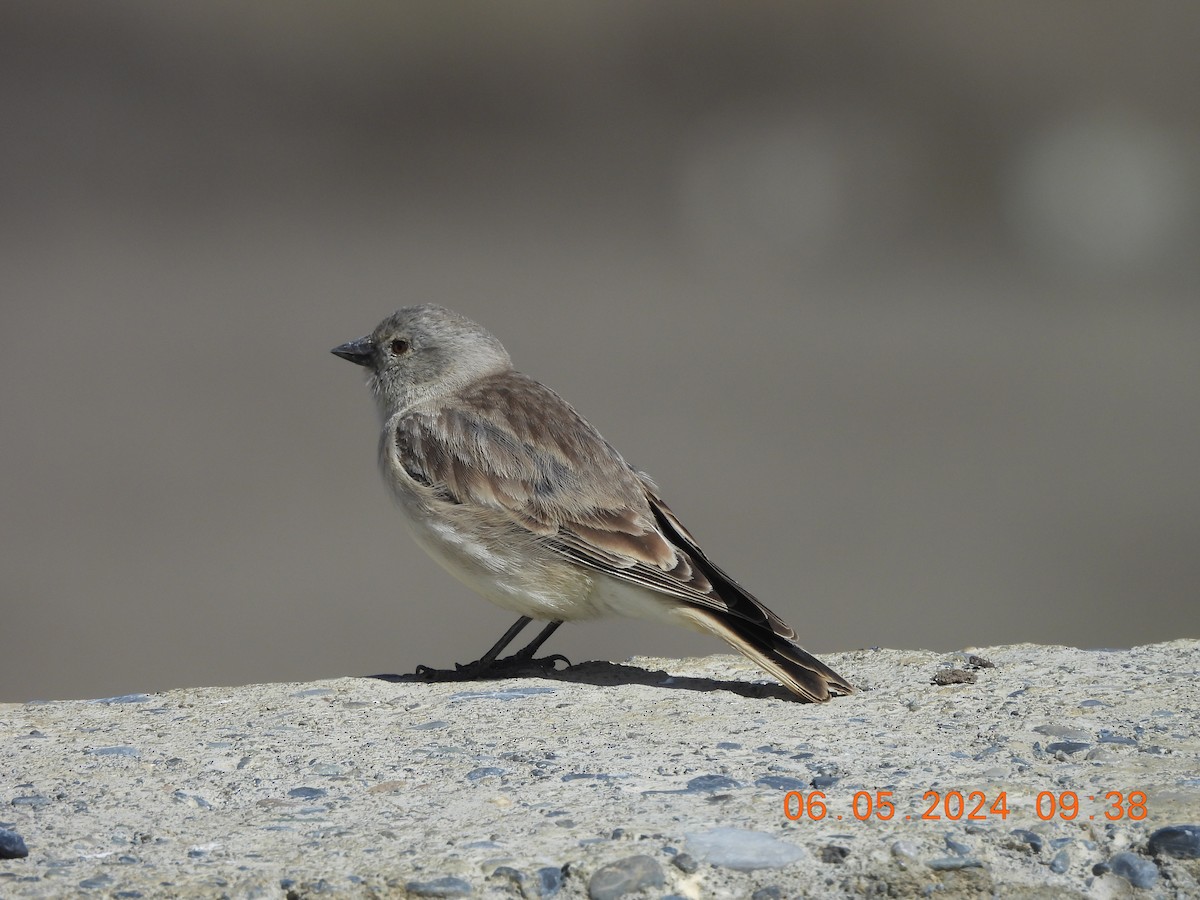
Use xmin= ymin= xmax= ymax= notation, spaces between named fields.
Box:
xmin=783 ymin=789 xmax=1149 ymax=823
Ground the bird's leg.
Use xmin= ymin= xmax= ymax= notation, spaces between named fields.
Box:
xmin=413 ymin=616 xmax=570 ymax=681
xmin=413 ymin=616 xmax=530 ymax=680
xmin=466 ymin=615 xmax=535 ymax=671
xmin=509 ymin=620 xmax=564 ymax=661
xmin=483 ymin=618 xmax=570 ymax=674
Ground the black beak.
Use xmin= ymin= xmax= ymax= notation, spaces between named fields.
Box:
xmin=331 ymin=336 xmax=374 ymax=367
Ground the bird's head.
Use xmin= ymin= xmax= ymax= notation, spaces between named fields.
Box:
xmin=332 ymin=305 xmax=512 ymax=418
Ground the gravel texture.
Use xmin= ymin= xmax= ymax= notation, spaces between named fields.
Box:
xmin=1 ymin=641 xmax=1198 ymax=898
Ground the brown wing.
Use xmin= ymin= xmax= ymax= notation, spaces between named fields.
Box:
xmin=394 ymin=373 xmax=730 ymax=610
xmin=395 ymin=371 xmax=678 ymax=567
xmin=396 ymin=371 xmax=823 ymax=635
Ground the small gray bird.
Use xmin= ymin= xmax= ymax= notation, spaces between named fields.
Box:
xmin=332 ymin=305 xmax=852 ymax=702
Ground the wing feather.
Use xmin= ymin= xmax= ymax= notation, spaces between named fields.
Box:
xmin=396 ymin=372 xmax=793 ymax=633
xmin=396 ymin=372 xmax=678 ymax=566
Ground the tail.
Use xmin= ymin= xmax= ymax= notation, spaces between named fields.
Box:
xmin=640 ymin=478 xmax=854 ymax=703
xmin=674 ymin=604 xmax=854 ymax=702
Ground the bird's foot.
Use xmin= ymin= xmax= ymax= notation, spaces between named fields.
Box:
xmin=412 ymin=653 xmax=571 ymax=682
xmin=487 ymin=653 xmax=572 ymax=676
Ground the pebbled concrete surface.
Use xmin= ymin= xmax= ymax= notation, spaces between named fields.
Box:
xmin=1 ymin=642 xmax=1198 ymax=898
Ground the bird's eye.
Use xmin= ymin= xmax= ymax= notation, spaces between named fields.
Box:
xmin=390 ymin=338 xmax=410 ymax=355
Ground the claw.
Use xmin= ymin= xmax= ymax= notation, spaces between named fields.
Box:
xmin=408 ymin=653 xmax=571 ymax=682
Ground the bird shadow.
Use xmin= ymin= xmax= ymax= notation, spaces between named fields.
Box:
xmin=368 ymin=658 xmax=799 ymax=702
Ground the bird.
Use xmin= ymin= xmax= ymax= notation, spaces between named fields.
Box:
xmin=332 ymin=305 xmax=852 ymax=702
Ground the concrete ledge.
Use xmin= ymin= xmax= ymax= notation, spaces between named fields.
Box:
xmin=2 ymin=642 xmax=1198 ymax=898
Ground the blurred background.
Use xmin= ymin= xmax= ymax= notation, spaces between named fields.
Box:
xmin=2 ymin=2 xmax=1197 ymax=701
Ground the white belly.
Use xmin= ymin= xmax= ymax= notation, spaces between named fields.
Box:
xmin=398 ymin=493 xmax=601 ymax=621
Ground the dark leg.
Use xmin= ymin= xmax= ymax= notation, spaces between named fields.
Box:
xmin=511 ymin=620 xmax=563 ymax=660
xmin=413 ymin=616 xmax=570 ymax=681
xmin=474 ymin=616 xmax=535 ymax=669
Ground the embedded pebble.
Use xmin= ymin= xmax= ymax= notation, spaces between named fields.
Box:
xmin=944 ymin=836 xmax=971 ymax=856
xmin=465 ymin=767 xmax=505 ymax=781
xmin=1050 ymin=849 xmax=1070 ymax=874
xmin=1010 ymin=829 xmax=1043 ymax=853
xmin=932 ymin=668 xmax=975 ymax=685
xmin=0 ymin=828 xmax=30 ymax=859
xmin=751 ymin=888 xmax=785 ymax=900
xmin=927 ymin=857 xmax=983 ymax=871
xmin=1106 ymin=851 xmax=1158 ymax=889
xmin=1033 ymin=724 xmax=1092 ymax=741
xmin=12 ymin=795 xmax=50 ymax=808
xmin=685 ymin=774 xmax=741 ymax=793
xmin=671 ymin=853 xmax=698 ymax=874
xmin=1147 ymin=824 xmax=1200 ymax=859
xmin=1045 ymin=740 xmax=1090 ymax=756
xmin=86 ymin=745 xmax=140 ymax=757
xmin=587 ymin=855 xmax=664 ymax=900
xmin=890 ymin=841 xmax=920 ymax=861
xmin=754 ymin=775 xmax=808 ymax=791
xmin=287 ymin=787 xmax=326 ymax=800
xmin=820 ymin=845 xmax=849 ymax=864
xmin=450 ymin=687 xmax=556 ymax=702
xmin=685 ymin=828 xmax=805 ymax=871
xmin=533 ymin=866 xmax=563 ymax=897
xmin=405 ymin=875 xmax=474 ymax=897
